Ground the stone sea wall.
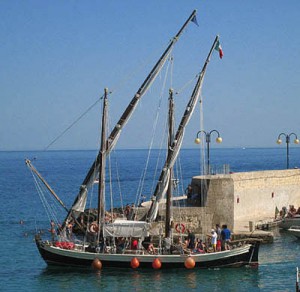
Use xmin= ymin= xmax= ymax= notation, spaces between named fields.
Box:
xmin=191 ymin=169 xmax=300 ymax=232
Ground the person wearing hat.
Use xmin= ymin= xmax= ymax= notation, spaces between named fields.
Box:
xmin=210 ymin=229 xmax=217 ymax=252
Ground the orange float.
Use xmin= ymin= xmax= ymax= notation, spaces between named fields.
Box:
xmin=92 ymin=258 xmax=102 ymax=270
xmin=152 ymin=258 xmax=162 ymax=269
xmin=184 ymin=257 xmax=195 ymax=269
xmin=130 ymin=257 xmax=140 ymax=269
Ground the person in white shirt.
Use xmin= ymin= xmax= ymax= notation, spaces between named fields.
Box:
xmin=210 ymin=229 xmax=217 ymax=252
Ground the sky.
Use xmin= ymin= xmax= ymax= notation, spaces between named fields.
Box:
xmin=1 ymin=0 xmax=300 ymax=151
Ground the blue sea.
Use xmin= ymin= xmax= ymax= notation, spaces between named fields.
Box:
xmin=1 ymin=148 xmax=300 ymax=291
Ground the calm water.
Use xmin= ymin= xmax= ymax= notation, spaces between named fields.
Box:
xmin=1 ymin=148 xmax=300 ymax=291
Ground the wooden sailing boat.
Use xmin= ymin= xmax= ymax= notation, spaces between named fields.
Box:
xmin=26 ymin=10 xmax=260 ymax=269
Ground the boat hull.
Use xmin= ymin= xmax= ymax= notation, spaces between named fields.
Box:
xmin=279 ymin=216 xmax=300 ymax=230
xmin=35 ymin=237 xmax=259 ymax=269
xmin=287 ymin=227 xmax=300 ymax=239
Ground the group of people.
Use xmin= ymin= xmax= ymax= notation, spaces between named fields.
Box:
xmin=182 ymin=224 xmax=231 ymax=254
xmin=287 ymin=205 xmax=300 ymax=217
xmin=48 ymin=219 xmax=74 ymax=243
xmin=278 ymin=205 xmax=300 ymax=219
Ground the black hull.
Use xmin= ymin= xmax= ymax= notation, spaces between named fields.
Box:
xmin=36 ymin=238 xmax=259 ymax=270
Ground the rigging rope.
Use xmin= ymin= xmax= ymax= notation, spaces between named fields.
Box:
xmin=175 ymin=73 xmax=199 ymax=96
xmin=150 ymin=118 xmax=168 ymax=196
xmin=44 ymin=93 xmax=107 ymax=151
xmin=30 ymin=168 xmax=60 ymax=225
xmin=108 ymin=152 xmax=114 ymax=219
xmin=113 ymin=151 xmax=125 ymax=216
xmin=109 ymin=40 xmax=174 ymax=98
xmin=44 ymin=37 xmax=181 ymax=152
xmin=135 ymin=54 xmax=173 ymax=206
xmin=199 ymin=97 xmax=206 ymax=175
xmin=106 ymin=104 xmax=125 ymax=217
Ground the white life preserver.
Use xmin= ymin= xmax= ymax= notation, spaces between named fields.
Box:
xmin=89 ymin=222 xmax=99 ymax=233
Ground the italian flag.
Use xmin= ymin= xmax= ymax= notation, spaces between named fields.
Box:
xmin=214 ymin=40 xmax=223 ymax=59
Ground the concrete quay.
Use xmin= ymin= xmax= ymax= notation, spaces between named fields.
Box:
xmin=232 ymin=230 xmax=274 ymax=244
xmin=231 ymin=218 xmax=279 ymax=243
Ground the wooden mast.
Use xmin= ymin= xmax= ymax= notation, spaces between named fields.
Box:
xmin=98 ymin=88 xmax=108 ymax=228
xmin=165 ymin=89 xmax=174 ymax=238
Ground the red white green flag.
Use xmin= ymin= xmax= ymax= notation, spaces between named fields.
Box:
xmin=214 ymin=40 xmax=223 ymax=59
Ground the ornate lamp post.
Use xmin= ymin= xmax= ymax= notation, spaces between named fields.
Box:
xmin=195 ymin=130 xmax=222 ymax=174
xmin=276 ymin=132 xmax=299 ymax=169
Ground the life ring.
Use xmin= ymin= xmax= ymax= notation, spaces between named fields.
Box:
xmin=175 ymin=223 xmax=185 ymax=233
xmin=89 ymin=222 xmax=99 ymax=233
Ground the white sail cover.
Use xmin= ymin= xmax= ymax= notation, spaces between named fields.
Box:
xmin=103 ymin=219 xmax=150 ymax=238
xmin=71 ymin=186 xmax=88 ymax=215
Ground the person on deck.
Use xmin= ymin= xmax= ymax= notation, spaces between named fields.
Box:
xmin=210 ymin=229 xmax=217 ymax=252
xmin=186 ymin=185 xmax=193 ymax=200
xmin=216 ymin=224 xmax=222 ymax=251
xmin=66 ymin=221 xmax=74 ymax=240
xmin=288 ymin=205 xmax=297 ymax=217
xmin=124 ymin=204 xmax=131 ymax=219
xmin=49 ymin=220 xmax=56 ymax=242
xmin=221 ymin=224 xmax=231 ymax=251
xmin=193 ymin=238 xmax=206 ymax=253
xmin=131 ymin=239 xmax=138 ymax=250
xmin=187 ymin=229 xmax=195 ymax=250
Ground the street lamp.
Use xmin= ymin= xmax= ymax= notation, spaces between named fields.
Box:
xmin=276 ymin=132 xmax=299 ymax=169
xmin=195 ymin=130 xmax=222 ymax=174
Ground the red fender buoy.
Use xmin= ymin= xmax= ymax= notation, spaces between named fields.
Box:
xmin=131 ymin=257 xmax=140 ymax=269
xmin=92 ymin=258 xmax=102 ymax=270
xmin=152 ymin=258 xmax=162 ymax=269
xmin=184 ymin=257 xmax=195 ymax=269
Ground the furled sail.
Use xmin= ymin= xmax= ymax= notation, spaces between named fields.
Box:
xmin=64 ymin=10 xmax=198 ymax=223
xmin=146 ymin=35 xmax=221 ymax=222
xmin=71 ymin=185 xmax=87 ymax=216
